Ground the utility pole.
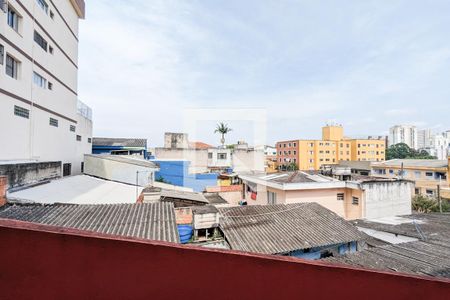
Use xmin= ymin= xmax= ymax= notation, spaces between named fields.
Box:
xmin=437 ymin=184 xmax=442 ymax=213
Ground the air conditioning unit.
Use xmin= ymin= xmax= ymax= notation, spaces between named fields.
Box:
xmin=0 ymin=1 xmax=7 ymax=13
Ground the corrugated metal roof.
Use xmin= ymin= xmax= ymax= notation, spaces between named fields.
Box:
xmin=218 ymin=203 xmax=366 ymax=255
xmin=372 ymin=159 xmax=448 ymax=169
xmin=0 ymin=203 xmax=179 ymax=243
xmin=93 ymin=138 xmax=147 ymax=148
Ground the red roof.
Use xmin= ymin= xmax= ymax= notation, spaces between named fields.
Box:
xmin=189 ymin=142 xmax=213 ymax=150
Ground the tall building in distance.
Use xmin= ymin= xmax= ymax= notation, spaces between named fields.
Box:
xmin=276 ymin=124 xmax=386 ymax=170
xmin=0 ymin=0 xmax=91 ymax=175
xmin=389 ymin=125 xmax=418 ymax=149
xmin=417 ymin=129 xmax=432 ymax=149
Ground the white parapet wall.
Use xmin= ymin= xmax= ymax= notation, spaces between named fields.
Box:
xmin=362 ymin=181 xmax=413 ymax=219
xmin=84 ymin=155 xmax=158 ymax=186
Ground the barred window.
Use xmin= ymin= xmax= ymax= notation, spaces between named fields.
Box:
xmin=49 ymin=118 xmax=58 ymax=127
xmin=88 ymin=138 xmax=92 ymax=143
xmin=70 ymin=125 xmax=76 ymax=132
xmin=34 ymin=31 xmax=48 ymax=51
xmin=352 ymin=197 xmax=359 ymax=205
xmin=76 ymin=135 xmax=82 ymax=141
xmin=14 ymin=106 xmax=29 ymax=119
xmin=337 ymin=193 xmax=344 ymax=201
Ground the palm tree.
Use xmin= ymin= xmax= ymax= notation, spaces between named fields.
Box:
xmin=214 ymin=122 xmax=232 ymax=147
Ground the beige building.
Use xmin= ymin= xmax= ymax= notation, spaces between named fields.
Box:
xmin=0 ymin=0 xmax=90 ymax=176
xmin=371 ymin=159 xmax=450 ymax=199
xmin=277 ymin=125 xmax=385 ymax=171
xmin=239 ymin=171 xmax=413 ymax=220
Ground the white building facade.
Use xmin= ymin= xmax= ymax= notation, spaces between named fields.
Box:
xmin=0 ymin=0 xmax=90 ymax=175
xmin=389 ymin=125 xmax=418 ymax=149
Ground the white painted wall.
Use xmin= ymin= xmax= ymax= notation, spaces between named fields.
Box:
xmin=84 ymin=155 xmax=157 ymax=186
xmin=0 ymin=0 xmax=91 ymax=176
xmin=362 ymin=181 xmax=413 ymax=219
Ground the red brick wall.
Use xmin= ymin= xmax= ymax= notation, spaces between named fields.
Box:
xmin=0 ymin=176 xmax=7 ymax=207
xmin=0 ymin=219 xmax=449 ymax=299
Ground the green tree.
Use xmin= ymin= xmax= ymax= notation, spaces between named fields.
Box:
xmin=386 ymin=143 xmax=436 ymax=160
xmin=214 ymin=122 xmax=232 ymax=147
xmin=412 ymin=195 xmax=450 ymax=213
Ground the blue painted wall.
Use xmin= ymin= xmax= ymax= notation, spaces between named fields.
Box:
xmin=152 ymin=160 xmax=218 ymax=192
xmin=288 ymin=242 xmax=358 ymax=260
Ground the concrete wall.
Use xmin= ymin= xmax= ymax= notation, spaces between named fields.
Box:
xmin=0 ymin=161 xmax=61 ymax=190
xmin=154 ymin=148 xmax=209 ymax=173
xmin=153 ymin=160 xmax=218 ymax=192
xmin=164 ymin=132 xmax=189 ymax=149
xmin=362 ymin=181 xmax=413 ymax=219
xmin=84 ymin=156 xmax=155 ymax=186
xmin=232 ymin=149 xmax=265 ymax=172
xmin=0 ymin=1 xmax=91 ymax=175
xmin=1 ymin=220 xmax=449 ymax=299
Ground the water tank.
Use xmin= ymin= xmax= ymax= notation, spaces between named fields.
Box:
xmin=177 ymin=225 xmax=193 ymax=244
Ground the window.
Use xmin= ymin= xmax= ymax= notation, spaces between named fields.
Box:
xmin=88 ymin=138 xmax=92 ymax=143
xmin=48 ymin=82 xmax=53 ymax=90
xmin=63 ymin=163 xmax=71 ymax=177
xmin=14 ymin=106 xmax=29 ymax=119
xmin=267 ymin=191 xmax=277 ymax=205
xmin=218 ymin=153 xmax=227 ymax=160
xmin=34 ymin=31 xmax=48 ymax=51
xmin=426 ymin=189 xmax=434 ymax=196
xmin=49 ymin=118 xmax=58 ymax=127
xmin=36 ymin=0 xmax=49 ymax=14
xmin=0 ymin=44 xmax=3 ymax=65
xmin=425 ymin=172 xmax=433 ymax=177
xmin=352 ymin=197 xmax=359 ymax=205
xmin=49 ymin=46 xmax=54 ymax=54
xmin=50 ymin=10 xmax=55 ymax=19
xmin=7 ymin=5 xmax=20 ymax=32
xmin=6 ymin=54 xmax=18 ymax=79
xmin=76 ymin=135 xmax=81 ymax=141
xmin=33 ymin=72 xmax=47 ymax=88
xmin=70 ymin=125 xmax=76 ymax=132
xmin=337 ymin=193 xmax=344 ymax=201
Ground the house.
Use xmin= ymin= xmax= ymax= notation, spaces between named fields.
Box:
xmin=371 ymin=159 xmax=450 ymax=199
xmin=239 ymin=171 xmax=413 ymax=220
xmin=84 ymin=154 xmax=159 ymax=186
xmin=92 ymin=138 xmax=148 ymax=158
xmin=154 ymin=132 xmax=265 ymax=174
xmin=326 ymin=213 xmax=450 ymax=279
xmin=0 ymin=202 xmax=179 ymax=243
xmin=218 ymin=203 xmax=367 ymax=259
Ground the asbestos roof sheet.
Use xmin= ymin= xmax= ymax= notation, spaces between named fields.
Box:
xmin=93 ymin=138 xmax=147 ymax=148
xmin=372 ymin=159 xmax=448 ymax=169
xmin=0 ymin=202 xmax=179 ymax=243
xmin=218 ymin=203 xmax=366 ymax=255
xmin=160 ymin=189 xmax=209 ymax=203
xmin=326 ymin=240 xmax=450 ymax=279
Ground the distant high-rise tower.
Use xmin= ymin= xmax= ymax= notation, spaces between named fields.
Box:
xmin=389 ymin=125 xmax=418 ymax=149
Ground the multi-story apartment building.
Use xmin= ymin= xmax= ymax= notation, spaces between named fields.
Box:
xmin=276 ymin=125 xmax=385 ymax=170
xmin=389 ymin=125 xmax=418 ymax=149
xmin=417 ymin=129 xmax=432 ymax=149
xmin=0 ymin=0 xmax=90 ymax=176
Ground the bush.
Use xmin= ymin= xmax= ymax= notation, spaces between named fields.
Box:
xmin=412 ymin=195 xmax=450 ymax=213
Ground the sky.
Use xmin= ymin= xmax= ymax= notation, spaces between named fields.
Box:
xmin=78 ymin=0 xmax=450 ymax=147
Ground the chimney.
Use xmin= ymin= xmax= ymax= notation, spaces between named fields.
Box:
xmin=0 ymin=176 xmax=7 ymax=207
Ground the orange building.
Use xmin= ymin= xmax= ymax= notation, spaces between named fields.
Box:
xmin=277 ymin=125 xmax=385 ymax=170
